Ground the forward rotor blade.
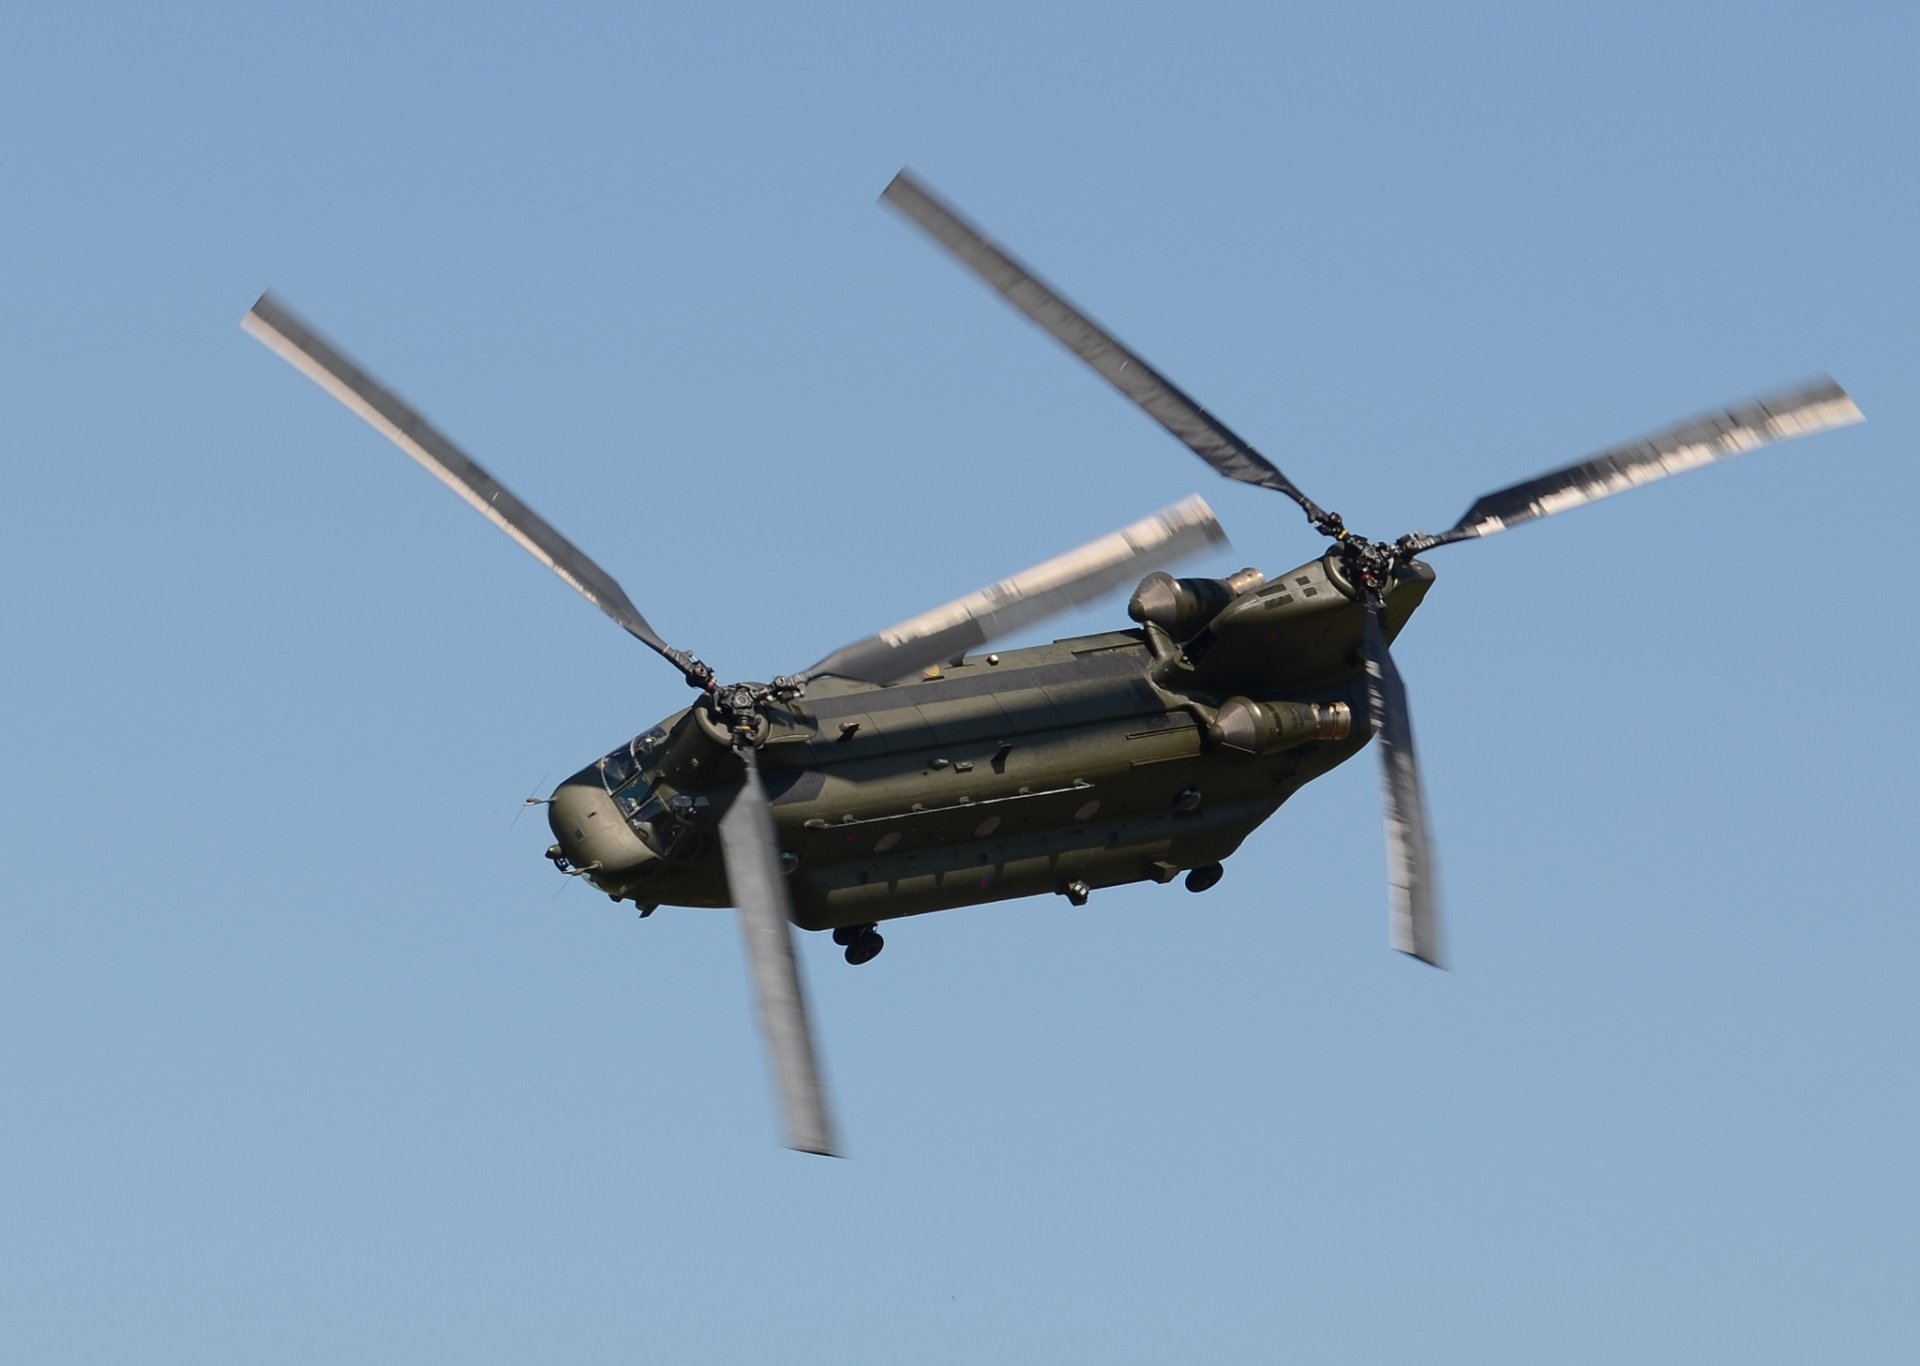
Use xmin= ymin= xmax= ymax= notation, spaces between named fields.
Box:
xmin=718 ymin=743 xmax=839 ymax=1157
xmin=1361 ymin=608 xmax=1443 ymax=967
xmin=809 ymin=494 xmax=1229 ymax=684
xmin=1428 ymin=377 xmax=1862 ymax=546
xmin=243 ymin=293 xmax=689 ymax=668
xmin=882 ymin=171 xmax=1333 ymax=526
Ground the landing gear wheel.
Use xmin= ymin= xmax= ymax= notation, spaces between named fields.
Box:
xmin=1185 ymin=863 xmax=1224 ymax=894
xmin=831 ymin=923 xmax=873 ymax=947
xmin=844 ymin=929 xmax=884 ymax=966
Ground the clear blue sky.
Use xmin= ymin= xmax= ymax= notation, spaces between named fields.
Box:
xmin=3 ymin=3 xmax=1916 ymax=1362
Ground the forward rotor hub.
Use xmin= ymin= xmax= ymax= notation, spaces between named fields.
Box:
xmin=1319 ymin=522 xmax=1405 ymax=607
xmin=1314 ymin=510 xmax=1448 ymax=607
xmin=707 ymin=676 xmax=810 ymax=748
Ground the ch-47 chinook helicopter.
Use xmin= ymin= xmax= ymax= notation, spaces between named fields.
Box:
xmin=246 ymin=170 xmax=1862 ymax=1157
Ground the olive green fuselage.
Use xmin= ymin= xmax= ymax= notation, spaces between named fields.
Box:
xmin=548 ymin=551 xmax=1433 ymax=930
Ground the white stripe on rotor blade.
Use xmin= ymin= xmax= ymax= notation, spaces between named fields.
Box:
xmin=1458 ymin=380 xmax=1862 ymax=539
xmin=866 ymin=494 xmax=1228 ymax=652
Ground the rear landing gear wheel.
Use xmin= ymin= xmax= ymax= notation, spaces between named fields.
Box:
xmin=831 ymin=923 xmax=873 ymax=947
xmin=844 ymin=929 xmax=884 ymax=966
xmin=1185 ymin=863 xmax=1224 ymax=894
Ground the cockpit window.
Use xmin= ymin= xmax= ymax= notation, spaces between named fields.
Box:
xmin=598 ymin=747 xmax=637 ymax=793
xmin=598 ymin=727 xmax=668 ymax=797
xmin=619 ymin=793 xmax=671 ymax=852
xmin=632 ymin=725 xmax=667 ymax=761
xmin=598 ymin=726 xmax=676 ymax=852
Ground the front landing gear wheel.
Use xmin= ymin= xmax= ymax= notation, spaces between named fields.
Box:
xmin=831 ymin=923 xmax=874 ymax=947
xmin=844 ymin=929 xmax=884 ymax=966
xmin=1185 ymin=863 xmax=1224 ymax=894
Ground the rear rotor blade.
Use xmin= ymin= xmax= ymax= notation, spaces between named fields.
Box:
xmin=1361 ymin=608 xmax=1443 ymax=967
xmin=718 ymin=743 xmax=839 ymax=1157
xmin=1427 ymin=377 xmax=1862 ymax=547
xmin=882 ymin=171 xmax=1333 ymax=527
xmin=809 ymin=494 xmax=1229 ymax=684
xmin=243 ymin=294 xmax=695 ymax=671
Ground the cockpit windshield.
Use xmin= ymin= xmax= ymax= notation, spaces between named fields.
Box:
xmin=596 ymin=727 xmax=668 ymax=796
xmin=598 ymin=747 xmax=637 ymax=793
xmin=596 ymin=727 xmax=673 ymax=852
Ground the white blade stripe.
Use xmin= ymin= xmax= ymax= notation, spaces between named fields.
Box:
xmin=869 ymin=495 xmax=1225 ymax=645
xmin=1447 ymin=378 xmax=1862 ymax=540
xmin=810 ymin=495 xmax=1228 ymax=683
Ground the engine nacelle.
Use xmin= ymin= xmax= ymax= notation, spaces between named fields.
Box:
xmin=1128 ymin=566 xmax=1265 ymax=641
xmin=1210 ymin=696 xmax=1352 ymax=756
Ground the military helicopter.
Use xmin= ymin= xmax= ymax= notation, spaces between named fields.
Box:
xmin=245 ymin=170 xmax=1862 ymax=1157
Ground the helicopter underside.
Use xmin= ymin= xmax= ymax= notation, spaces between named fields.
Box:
xmin=793 ymin=785 xmax=1305 ymax=926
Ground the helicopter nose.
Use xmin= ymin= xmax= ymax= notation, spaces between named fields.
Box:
xmin=547 ymin=771 xmax=654 ymax=878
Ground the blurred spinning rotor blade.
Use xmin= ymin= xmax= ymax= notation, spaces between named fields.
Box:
xmin=719 ymin=743 xmax=838 ymax=1157
xmin=809 ymin=494 xmax=1229 ymax=684
xmin=882 ymin=171 xmax=1334 ymax=527
xmin=243 ymin=294 xmax=688 ymax=667
xmin=1361 ymin=609 xmax=1443 ymax=968
xmin=1428 ymin=377 xmax=1862 ymax=546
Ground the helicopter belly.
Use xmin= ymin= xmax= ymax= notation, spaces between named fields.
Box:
xmin=779 ymin=703 xmax=1368 ymax=927
xmin=789 ymin=794 xmax=1280 ymax=927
